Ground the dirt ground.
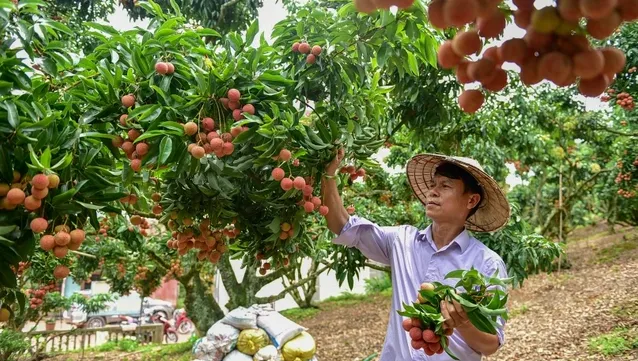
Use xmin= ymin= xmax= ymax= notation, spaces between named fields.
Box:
xmin=296 ymin=224 xmax=638 ymax=361
xmin=46 ymin=224 xmax=638 ymax=361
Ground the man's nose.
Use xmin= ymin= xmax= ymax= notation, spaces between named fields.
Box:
xmin=427 ymin=187 xmax=439 ymax=198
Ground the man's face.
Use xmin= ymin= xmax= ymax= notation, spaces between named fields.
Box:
xmin=425 ymin=174 xmax=481 ymax=225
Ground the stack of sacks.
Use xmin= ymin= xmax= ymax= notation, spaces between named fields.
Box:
xmin=191 ymin=304 xmax=320 ymax=361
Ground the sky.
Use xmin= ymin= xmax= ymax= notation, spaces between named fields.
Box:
xmin=105 ymin=0 xmax=608 ymax=188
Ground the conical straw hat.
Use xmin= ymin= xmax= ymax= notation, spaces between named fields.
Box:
xmin=406 ymin=154 xmax=511 ymax=233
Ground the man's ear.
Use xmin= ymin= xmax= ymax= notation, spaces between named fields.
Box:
xmin=467 ymin=193 xmax=481 ymax=210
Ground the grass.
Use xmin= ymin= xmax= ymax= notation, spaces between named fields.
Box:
xmin=596 ymin=238 xmax=638 ymax=263
xmin=364 ymin=273 xmax=392 ymax=294
xmin=281 ymin=307 xmax=320 ymax=322
xmin=61 ymin=335 xmax=196 ymax=361
xmin=322 ymin=292 xmax=370 ymax=307
xmin=612 ymin=299 xmax=638 ymax=319
xmin=588 ymin=327 xmax=638 ymax=356
xmin=139 ymin=338 xmax=195 ymax=361
xmin=281 ymin=274 xmax=393 ymax=321
xmin=510 ymin=304 xmax=529 ymax=318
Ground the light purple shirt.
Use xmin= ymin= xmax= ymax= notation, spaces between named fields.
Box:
xmin=333 ymin=216 xmax=507 ymax=361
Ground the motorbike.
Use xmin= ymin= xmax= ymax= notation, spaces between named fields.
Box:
xmin=151 ymin=313 xmax=178 ymax=343
xmin=118 ymin=315 xmax=138 ymax=325
xmin=173 ymin=308 xmax=195 ymax=334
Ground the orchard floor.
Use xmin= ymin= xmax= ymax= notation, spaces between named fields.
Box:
xmin=296 ymin=223 xmax=638 ymax=361
xmin=47 ymin=223 xmax=638 ymax=361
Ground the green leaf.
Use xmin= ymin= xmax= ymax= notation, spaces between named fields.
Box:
xmin=195 ymin=28 xmax=221 ymax=37
xmin=0 ymin=226 xmax=16 ymax=236
xmin=79 ymin=132 xmax=116 ymax=140
xmin=16 ymin=291 xmax=26 ymax=314
xmin=267 ymin=217 xmax=281 ymax=234
xmin=42 ymin=57 xmax=57 ymax=75
xmin=40 ymin=147 xmax=51 ymax=168
xmin=407 ymin=51 xmax=419 ymax=76
xmin=138 ymin=104 xmax=162 ymax=124
xmin=258 ymin=71 xmax=294 ymax=86
xmin=52 ymin=188 xmax=77 ymax=205
xmin=51 ymin=152 xmax=73 ymax=170
xmin=75 ymin=201 xmax=104 ymax=210
xmin=27 ymin=144 xmax=45 ymax=170
xmin=377 ymin=42 xmax=391 ymax=68
xmin=466 ymin=310 xmax=497 ymax=334
xmin=444 ymin=270 xmax=466 ymax=279
xmin=0 ymin=262 xmax=17 ymax=288
xmin=442 ymin=336 xmax=459 ymax=360
xmin=245 ymin=19 xmax=259 ymax=46
xmin=232 ymin=126 xmax=257 ymax=144
xmin=158 ymin=136 xmax=173 ymax=165
xmin=135 ymin=130 xmax=179 ymax=142
xmin=2 ymin=100 xmax=19 ymax=128
xmin=168 ymin=0 xmax=182 ymax=16
xmin=44 ymin=20 xmax=72 ymax=35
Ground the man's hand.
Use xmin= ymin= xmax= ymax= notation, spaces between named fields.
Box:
xmin=325 ymin=148 xmax=345 ymax=176
xmin=440 ymin=299 xmax=470 ymax=330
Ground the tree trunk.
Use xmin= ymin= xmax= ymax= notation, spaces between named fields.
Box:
xmin=184 ymin=273 xmax=225 ymax=335
xmin=217 ymin=253 xmax=287 ymax=311
xmin=299 ymin=259 xmax=319 ymax=308
xmin=607 ymin=195 xmax=618 ymax=233
xmin=532 ymin=172 xmax=546 ymax=227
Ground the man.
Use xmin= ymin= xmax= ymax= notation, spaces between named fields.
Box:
xmin=321 ymin=150 xmax=510 ymax=361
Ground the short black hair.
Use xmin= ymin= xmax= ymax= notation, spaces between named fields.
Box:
xmin=433 ymin=162 xmax=484 ymax=218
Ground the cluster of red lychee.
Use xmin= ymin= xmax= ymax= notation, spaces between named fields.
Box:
xmin=166 ymin=218 xmax=237 ymax=264
xmin=603 ymin=91 xmax=635 ymax=111
xmin=183 ymin=115 xmax=247 ymax=159
xmin=151 ymin=192 xmax=162 ymax=215
xmin=26 ymin=282 xmax=58 ymax=309
xmin=134 ymin=265 xmax=150 ymax=282
xmin=10 ymin=261 xmax=29 ymax=277
xmin=292 ymin=42 xmax=322 ymax=65
xmin=38 ymin=224 xmax=86 ymax=260
xmin=154 ymin=61 xmax=176 ymax=75
xmin=1 ymin=173 xmax=60 ymax=211
xmin=255 ymin=252 xmax=290 ymax=275
xmin=165 ymin=259 xmax=183 ymax=280
xmin=617 ymin=188 xmax=636 ymax=198
xmin=130 ymin=215 xmax=152 ymax=237
xmin=220 ymin=88 xmax=256 ymax=121
xmin=113 ymin=95 xmax=151 ymax=172
xmin=271 ymin=149 xmax=330 ymax=217
xmin=340 ymin=165 xmax=366 ymax=181
xmin=430 ymin=0 xmax=635 ymax=113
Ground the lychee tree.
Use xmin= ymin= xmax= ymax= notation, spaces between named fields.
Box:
xmin=0 ymin=0 xmax=130 ymax=321
xmin=1 ymin=0 xmax=453 ymax=329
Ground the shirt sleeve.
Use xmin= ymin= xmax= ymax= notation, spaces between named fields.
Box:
xmin=332 ymin=215 xmax=399 ymax=266
xmin=482 ymin=257 xmax=509 ymax=349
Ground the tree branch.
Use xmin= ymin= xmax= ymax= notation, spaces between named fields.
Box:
xmin=180 ymin=262 xmax=201 ymax=284
xmin=69 ymin=250 xmax=96 ymax=259
xmin=540 ymin=169 xmax=613 ymax=235
xmin=593 ymin=125 xmax=638 ymax=137
xmin=364 ymin=261 xmax=391 ymax=273
xmin=147 ymin=250 xmax=171 ymax=271
xmin=126 ymin=207 xmax=161 ymax=219
xmin=297 ymin=97 xmax=327 ymax=127
xmin=218 ymin=253 xmax=240 ymax=290
xmin=255 ymin=263 xmax=333 ymax=304
xmin=386 ymin=117 xmax=409 ymax=141
xmin=258 ymin=266 xmax=288 ymax=287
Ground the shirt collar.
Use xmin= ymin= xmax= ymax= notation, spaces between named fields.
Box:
xmin=418 ymin=225 xmax=471 ymax=253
